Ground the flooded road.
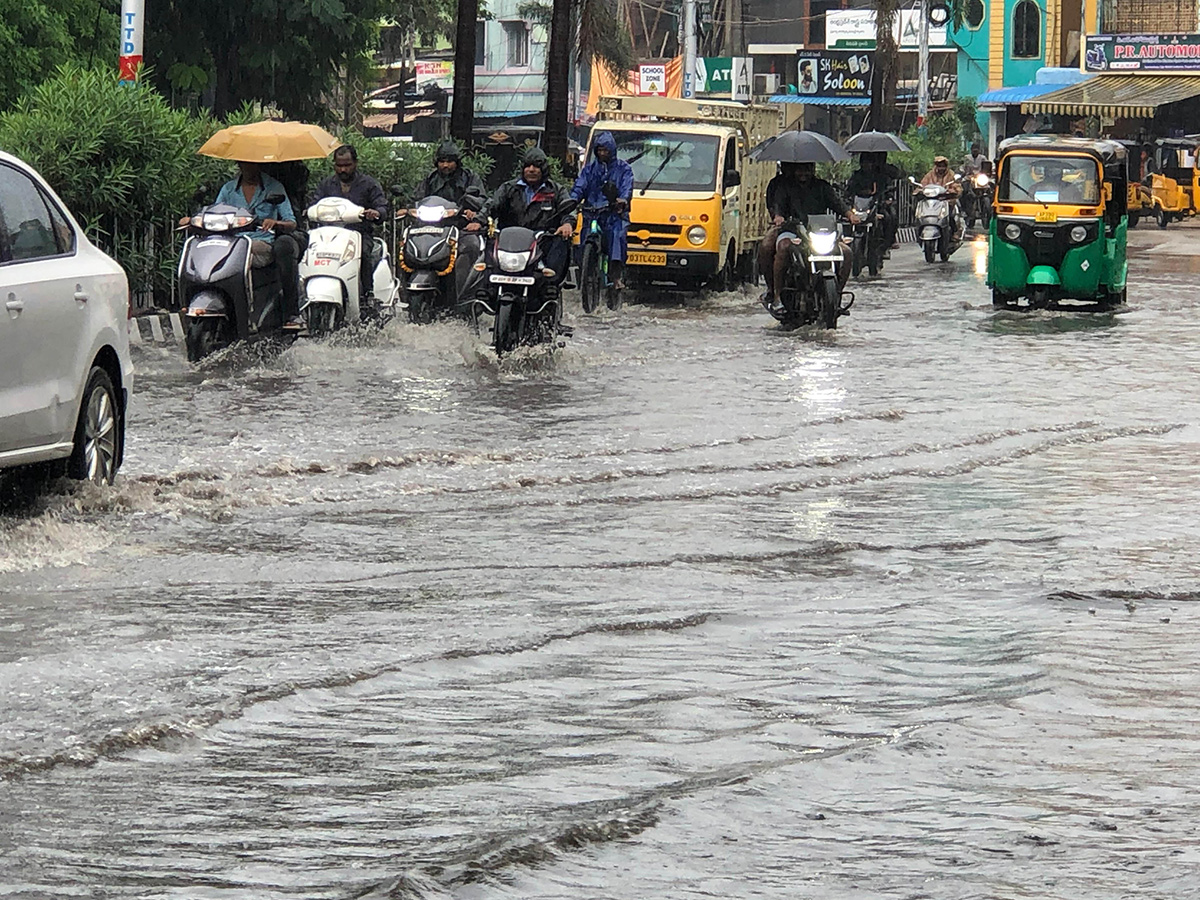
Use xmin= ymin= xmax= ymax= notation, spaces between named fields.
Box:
xmin=5 ymin=227 xmax=1200 ymax=898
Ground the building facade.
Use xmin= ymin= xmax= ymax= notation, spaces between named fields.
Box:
xmin=474 ymin=0 xmax=549 ymax=119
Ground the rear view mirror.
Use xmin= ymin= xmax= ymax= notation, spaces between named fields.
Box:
xmin=265 ymin=193 xmax=286 ymax=204
xmin=390 ymin=184 xmax=405 ymax=197
xmin=724 ymin=170 xmax=741 ymax=188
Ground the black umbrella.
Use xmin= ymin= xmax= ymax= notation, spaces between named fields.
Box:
xmin=843 ymin=131 xmax=912 ymax=154
xmin=749 ymin=130 xmax=850 ymax=164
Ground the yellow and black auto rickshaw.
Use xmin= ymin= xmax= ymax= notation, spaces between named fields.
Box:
xmin=988 ymin=135 xmax=1127 ymax=309
xmin=1147 ymin=137 xmax=1200 ymax=228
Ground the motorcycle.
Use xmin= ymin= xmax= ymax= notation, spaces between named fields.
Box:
xmin=969 ymin=171 xmax=995 ymax=229
xmin=178 ymin=202 xmax=289 ymax=362
xmin=848 ymin=193 xmax=885 ymax=278
xmin=398 ymin=195 xmax=484 ymax=324
xmin=299 ymin=196 xmax=400 ymax=334
xmin=765 ymin=215 xmax=853 ymax=330
xmin=472 ymin=221 xmax=573 ymax=356
xmin=910 ymin=175 xmax=964 ymax=263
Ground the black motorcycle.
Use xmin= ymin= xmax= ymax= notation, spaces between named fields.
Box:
xmin=968 ymin=171 xmax=995 ymax=229
xmin=398 ymin=195 xmax=483 ymax=324
xmin=765 ymin=215 xmax=853 ymax=330
xmin=472 ymin=226 xmax=570 ymax=356
xmin=848 ymin=193 xmax=885 ymax=278
xmin=178 ymin=202 xmax=289 ymax=362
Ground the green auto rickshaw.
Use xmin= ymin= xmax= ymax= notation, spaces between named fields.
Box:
xmin=988 ymin=135 xmax=1128 ymax=309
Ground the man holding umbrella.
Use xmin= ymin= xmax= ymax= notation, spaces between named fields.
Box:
xmin=752 ymin=131 xmax=853 ymax=311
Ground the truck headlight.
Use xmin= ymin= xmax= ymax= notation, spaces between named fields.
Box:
xmin=687 ymin=225 xmax=707 ymax=245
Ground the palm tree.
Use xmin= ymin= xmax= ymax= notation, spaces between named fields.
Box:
xmin=870 ymin=0 xmax=900 ymax=133
xmin=544 ymin=0 xmax=634 ymax=162
xmin=451 ymin=0 xmax=479 ymax=143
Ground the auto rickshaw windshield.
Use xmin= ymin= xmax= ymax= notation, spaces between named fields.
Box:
xmin=999 ymin=155 xmax=1101 ymax=205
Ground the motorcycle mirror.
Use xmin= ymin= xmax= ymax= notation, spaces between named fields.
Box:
xmin=390 ymin=184 xmax=405 ymax=197
xmin=191 ymin=185 xmax=210 ymax=204
xmin=265 ymin=193 xmax=286 ymax=204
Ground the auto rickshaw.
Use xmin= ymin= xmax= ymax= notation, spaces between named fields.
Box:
xmin=988 ymin=135 xmax=1127 ymax=309
xmin=1116 ymin=139 xmax=1153 ymax=228
xmin=1147 ymin=137 xmax=1200 ymax=227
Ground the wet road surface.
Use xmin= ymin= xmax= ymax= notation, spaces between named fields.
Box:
xmin=4 ymin=228 xmax=1200 ymax=897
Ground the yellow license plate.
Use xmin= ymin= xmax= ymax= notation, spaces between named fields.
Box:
xmin=1035 ymin=209 xmax=1058 ymax=223
xmin=628 ymin=250 xmax=666 ymax=266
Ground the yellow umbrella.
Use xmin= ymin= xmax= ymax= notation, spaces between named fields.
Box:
xmin=198 ymin=120 xmax=343 ymax=163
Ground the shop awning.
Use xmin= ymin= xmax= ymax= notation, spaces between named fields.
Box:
xmin=1022 ymin=75 xmax=1200 ymax=117
xmin=769 ymin=95 xmax=870 ymax=107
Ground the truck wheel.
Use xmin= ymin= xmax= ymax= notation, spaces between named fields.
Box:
xmin=1157 ymin=207 xmax=1169 ymax=228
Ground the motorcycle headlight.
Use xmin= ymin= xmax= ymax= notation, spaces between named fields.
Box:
xmin=975 ymin=174 xmax=989 ymax=188
xmin=202 ymin=213 xmax=232 ymax=231
xmin=924 ymin=185 xmax=941 ymax=198
xmin=809 ymin=231 xmax=838 ymax=256
xmin=1004 ymin=223 xmax=1021 ymax=241
xmin=687 ymin=225 xmax=707 ymax=245
xmin=497 ymin=250 xmax=531 ymax=272
xmin=1069 ymin=225 xmax=1088 ymax=243
xmin=417 ymin=205 xmax=445 ymax=223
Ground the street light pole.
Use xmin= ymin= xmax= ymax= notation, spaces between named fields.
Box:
xmin=917 ymin=0 xmax=930 ymax=125
xmin=118 ymin=0 xmax=144 ymax=83
xmin=682 ymin=0 xmax=697 ymax=98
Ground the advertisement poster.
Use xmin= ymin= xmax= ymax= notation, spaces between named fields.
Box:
xmin=825 ymin=9 xmax=947 ymax=50
xmin=795 ymin=50 xmax=873 ymax=100
xmin=1084 ymin=33 xmax=1200 ymax=72
xmin=414 ymin=61 xmax=454 ymax=89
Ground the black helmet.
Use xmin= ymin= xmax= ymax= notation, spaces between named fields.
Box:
xmin=435 ymin=140 xmax=461 ymax=163
xmin=521 ymin=146 xmax=549 ymax=171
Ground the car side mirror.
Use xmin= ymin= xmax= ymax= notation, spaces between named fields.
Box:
xmin=724 ymin=170 xmax=741 ymax=188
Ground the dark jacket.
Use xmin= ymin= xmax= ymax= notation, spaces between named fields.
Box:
xmin=484 ymin=177 xmax=574 ymax=231
xmin=767 ymin=174 xmax=850 ymax=223
xmin=415 ymin=166 xmax=487 ymax=210
xmin=309 ymin=172 xmax=388 ymax=232
xmin=847 ymin=163 xmax=900 ymax=199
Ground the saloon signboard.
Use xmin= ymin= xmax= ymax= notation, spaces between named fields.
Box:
xmin=1084 ymin=33 xmax=1200 ymax=73
xmin=795 ymin=50 xmax=873 ymax=101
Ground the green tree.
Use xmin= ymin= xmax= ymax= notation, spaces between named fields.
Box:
xmin=144 ymin=0 xmax=389 ymax=120
xmin=0 ymin=0 xmax=118 ymax=110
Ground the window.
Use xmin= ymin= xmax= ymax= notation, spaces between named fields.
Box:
xmin=966 ymin=0 xmax=986 ymax=29
xmin=475 ymin=21 xmax=486 ymax=67
xmin=999 ymin=155 xmax=1099 ymax=205
xmin=0 ymin=165 xmax=66 ymax=263
xmin=610 ymin=131 xmax=722 ymax=192
xmin=503 ymin=21 xmax=529 ymax=67
xmin=1011 ymin=0 xmax=1041 ymax=59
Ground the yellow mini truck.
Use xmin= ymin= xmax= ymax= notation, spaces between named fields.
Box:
xmin=587 ymin=95 xmax=781 ymax=293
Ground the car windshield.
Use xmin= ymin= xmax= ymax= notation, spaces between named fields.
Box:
xmin=999 ymin=155 xmax=1101 ymax=205
xmin=607 ymin=131 xmax=720 ymax=192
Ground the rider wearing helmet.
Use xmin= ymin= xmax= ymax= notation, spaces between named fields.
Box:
xmin=570 ymin=131 xmax=634 ymax=289
xmin=480 ymin=145 xmax=576 ymax=283
xmin=415 ymin=140 xmax=487 ymax=214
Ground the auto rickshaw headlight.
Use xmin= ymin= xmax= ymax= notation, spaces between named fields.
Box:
xmin=1069 ymin=225 xmax=1088 ymax=243
xmin=1004 ymin=223 xmax=1021 ymax=241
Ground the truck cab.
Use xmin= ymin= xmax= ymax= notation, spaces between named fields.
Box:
xmin=587 ymin=96 xmax=780 ymax=292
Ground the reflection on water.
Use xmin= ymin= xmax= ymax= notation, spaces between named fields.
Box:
xmin=982 ymin=308 xmax=1122 ymax=335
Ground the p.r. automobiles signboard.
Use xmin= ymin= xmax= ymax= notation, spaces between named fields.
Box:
xmin=1084 ymin=33 xmax=1200 ymax=73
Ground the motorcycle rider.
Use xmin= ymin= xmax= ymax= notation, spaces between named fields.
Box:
xmin=309 ymin=144 xmax=388 ymax=304
xmin=917 ymin=155 xmax=963 ymax=239
xmin=758 ymin=161 xmax=852 ymax=310
xmin=182 ymin=160 xmax=302 ymax=329
xmin=415 ymin=140 xmax=487 ymax=212
xmin=846 ymin=151 xmax=900 ymax=253
xmin=570 ymin=131 xmax=634 ymax=289
xmin=479 ymin=146 xmax=575 ymax=290
xmin=962 ymin=142 xmax=986 ymax=176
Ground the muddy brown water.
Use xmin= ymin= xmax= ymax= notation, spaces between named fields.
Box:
xmin=3 ymin=230 xmax=1200 ymax=898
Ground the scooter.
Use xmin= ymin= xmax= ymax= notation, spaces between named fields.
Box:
xmin=910 ymin=175 xmax=964 ymax=263
xmin=178 ymin=202 xmax=288 ymax=362
xmin=848 ymin=193 xmax=885 ymax=278
xmin=472 ymin=225 xmax=572 ymax=356
xmin=299 ymin=196 xmax=400 ymax=334
xmin=398 ymin=195 xmax=484 ymax=324
xmin=765 ymin=215 xmax=853 ymax=330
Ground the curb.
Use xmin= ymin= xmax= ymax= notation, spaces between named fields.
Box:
xmin=128 ymin=312 xmax=183 ymax=345
xmin=898 ymin=226 xmax=918 ymax=243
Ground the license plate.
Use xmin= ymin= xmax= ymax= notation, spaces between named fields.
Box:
xmin=1035 ymin=209 xmax=1058 ymax=223
xmin=490 ymin=274 xmax=535 ymax=285
xmin=408 ymin=227 xmax=445 ymax=235
xmin=628 ymin=250 xmax=666 ymax=266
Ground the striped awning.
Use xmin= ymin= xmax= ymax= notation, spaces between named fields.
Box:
xmin=1021 ymin=75 xmax=1200 ymax=117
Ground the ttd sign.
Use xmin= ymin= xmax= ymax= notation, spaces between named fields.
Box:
xmin=119 ymin=0 xmax=145 ymax=83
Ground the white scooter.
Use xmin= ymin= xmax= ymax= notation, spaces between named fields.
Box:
xmin=299 ymin=196 xmax=401 ymax=333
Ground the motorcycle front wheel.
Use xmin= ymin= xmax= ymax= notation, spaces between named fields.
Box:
xmin=923 ymin=240 xmax=936 ymax=264
xmin=493 ymin=303 xmax=519 ymax=355
xmin=851 ymin=236 xmax=865 ymax=277
xmin=185 ymin=318 xmax=222 ymax=362
xmin=817 ymin=276 xmax=840 ymax=330
xmin=304 ymin=304 xmax=338 ymax=335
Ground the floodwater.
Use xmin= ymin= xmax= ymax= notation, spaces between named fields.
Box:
xmin=4 ymin=228 xmax=1200 ymax=898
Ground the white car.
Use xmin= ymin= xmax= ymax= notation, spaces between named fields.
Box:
xmin=0 ymin=151 xmax=132 ymax=484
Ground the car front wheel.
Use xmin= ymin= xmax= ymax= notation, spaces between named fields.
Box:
xmin=68 ymin=366 xmax=122 ymax=485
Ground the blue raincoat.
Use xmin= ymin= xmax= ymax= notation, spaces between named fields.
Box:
xmin=570 ymin=131 xmax=634 ymax=263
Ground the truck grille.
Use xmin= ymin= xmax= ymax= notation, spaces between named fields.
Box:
xmin=627 ymin=223 xmax=683 ymax=248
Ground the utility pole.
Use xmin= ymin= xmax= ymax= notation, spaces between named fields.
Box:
xmin=917 ymin=0 xmax=930 ymax=125
xmin=118 ymin=0 xmax=144 ymax=83
xmin=682 ymin=0 xmax=697 ymax=98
